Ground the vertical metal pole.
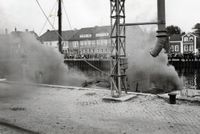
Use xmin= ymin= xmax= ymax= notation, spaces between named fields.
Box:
xmin=110 ymin=0 xmax=127 ymax=97
xmin=157 ymin=0 xmax=166 ymax=31
xmin=58 ymin=0 xmax=63 ymax=53
xmin=116 ymin=0 xmax=121 ymax=95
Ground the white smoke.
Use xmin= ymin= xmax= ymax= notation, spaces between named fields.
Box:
xmin=0 ymin=32 xmax=87 ymax=97
xmin=126 ymin=26 xmax=183 ymax=93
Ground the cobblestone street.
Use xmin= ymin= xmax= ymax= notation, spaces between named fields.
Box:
xmin=0 ymin=82 xmax=200 ymax=134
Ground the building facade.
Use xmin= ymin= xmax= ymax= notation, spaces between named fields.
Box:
xmin=169 ymin=34 xmax=182 ymax=54
xmin=182 ymin=33 xmax=198 ymax=54
xmin=169 ymin=33 xmax=200 ymax=56
xmin=39 ymin=25 xmax=144 ymax=59
xmin=39 ymin=30 xmax=76 ymax=54
xmin=68 ymin=26 xmax=111 ymax=59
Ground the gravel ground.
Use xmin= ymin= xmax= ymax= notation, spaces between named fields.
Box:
xmin=0 ymin=82 xmax=200 ymax=134
xmin=0 ymin=125 xmax=31 ymax=134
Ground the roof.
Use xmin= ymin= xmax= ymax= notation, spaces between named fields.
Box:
xmin=169 ymin=34 xmax=182 ymax=41
xmin=38 ymin=25 xmax=142 ymax=42
xmin=39 ymin=30 xmax=77 ymax=42
xmin=10 ymin=30 xmax=39 ymax=39
xmin=69 ymin=26 xmax=111 ymax=41
xmin=182 ymin=33 xmax=197 ymax=38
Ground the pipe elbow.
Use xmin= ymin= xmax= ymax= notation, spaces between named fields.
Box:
xmin=150 ymin=37 xmax=167 ymax=57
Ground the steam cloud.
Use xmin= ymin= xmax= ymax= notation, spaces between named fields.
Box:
xmin=126 ymin=26 xmax=183 ymax=93
xmin=0 ymin=32 xmax=87 ymax=86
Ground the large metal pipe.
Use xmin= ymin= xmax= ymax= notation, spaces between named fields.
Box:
xmin=120 ymin=22 xmax=159 ymax=26
xmin=58 ymin=0 xmax=63 ymax=54
xmin=150 ymin=0 xmax=168 ymax=57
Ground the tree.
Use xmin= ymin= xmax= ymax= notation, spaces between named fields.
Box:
xmin=166 ymin=25 xmax=181 ymax=35
xmin=193 ymin=23 xmax=200 ymax=36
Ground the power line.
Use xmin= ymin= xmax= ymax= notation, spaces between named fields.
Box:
xmin=61 ymin=0 xmax=73 ymax=30
xmin=35 ymin=0 xmax=108 ymax=75
xmin=39 ymin=0 xmax=57 ymax=36
xmin=35 ymin=0 xmax=64 ymax=40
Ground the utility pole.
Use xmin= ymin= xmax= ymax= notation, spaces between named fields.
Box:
xmin=110 ymin=0 xmax=128 ymax=97
xmin=58 ymin=0 xmax=63 ymax=53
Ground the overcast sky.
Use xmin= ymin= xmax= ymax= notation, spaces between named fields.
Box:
xmin=0 ymin=0 xmax=200 ymax=35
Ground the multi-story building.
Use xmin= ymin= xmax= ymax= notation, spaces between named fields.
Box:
xmin=169 ymin=33 xmax=200 ymax=56
xmin=39 ymin=25 xmax=144 ymax=59
xmin=68 ymin=26 xmax=111 ymax=59
xmin=39 ymin=30 xmax=76 ymax=53
xmin=169 ymin=34 xmax=182 ymax=54
xmin=182 ymin=33 xmax=198 ymax=54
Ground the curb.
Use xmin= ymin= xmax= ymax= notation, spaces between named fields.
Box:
xmin=0 ymin=80 xmax=91 ymax=90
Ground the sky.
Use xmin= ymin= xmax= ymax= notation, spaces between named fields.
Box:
xmin=0 ymin=0 xmax=200 ymax=35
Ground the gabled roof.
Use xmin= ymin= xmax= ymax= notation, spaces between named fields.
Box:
xmin=169 ymin=34 xmax=182 ymax=41
xmin=39 ymin=30 xmax=77 ymax=42
xmin=182 ymin=32 xmax=197 ymax=38
xmin=69 ymin=26 xmax=111 ymax=41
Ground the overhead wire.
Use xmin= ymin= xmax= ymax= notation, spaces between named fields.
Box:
xmin=39 ymin=0 xmax=57 ymax=36
xmin=35 ymin=0 xmax=109 ymax=76
xmin=35 ymin=0 xmax=64 ymax=41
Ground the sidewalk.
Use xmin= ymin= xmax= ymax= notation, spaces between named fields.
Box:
xmin=0 ymin=82 xmax=200 ymax=134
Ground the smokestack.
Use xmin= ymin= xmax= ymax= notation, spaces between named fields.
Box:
xmin=150 ymin=0 xmax=168 ymax=57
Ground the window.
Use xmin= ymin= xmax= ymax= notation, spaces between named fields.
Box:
xmin=184 ymin=45 xmax=188 ymax=51
xmin=184 ymin=37 xmax=188 ymax=42
xmin=189 ymin=45 xmax=194 ymax=51
xmin=91 ymin=40 xmax=95 ymax=46
xmin=72 ymin=41 xmax=78 ymax=48
xmin=80 ymin=34 xmax=92 ymax=38
xmin=175 ymin=45 xmax=179 ymax=52
xmin=97 ymin=40 xmax=101 ymax=46
xmin=107 ymin=39 xmax=111 ymax=46
xmin=88 ymin=40 xmax=91 ymax=46
xmin=80 ymin=41 xmax=84 ymax=46
xmin=102 ymin=39 xmax=107 ymax=46
xmin=96 ymin=32 xmax=109 ymax=37
xmin=171 ymin=45 xmax=174 ymax=52
xmin=189 ymin=36 xmax=194 ymax=41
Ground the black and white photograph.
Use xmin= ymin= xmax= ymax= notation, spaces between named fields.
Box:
xmin=0 ymin=0 xmax=200 ymax=133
